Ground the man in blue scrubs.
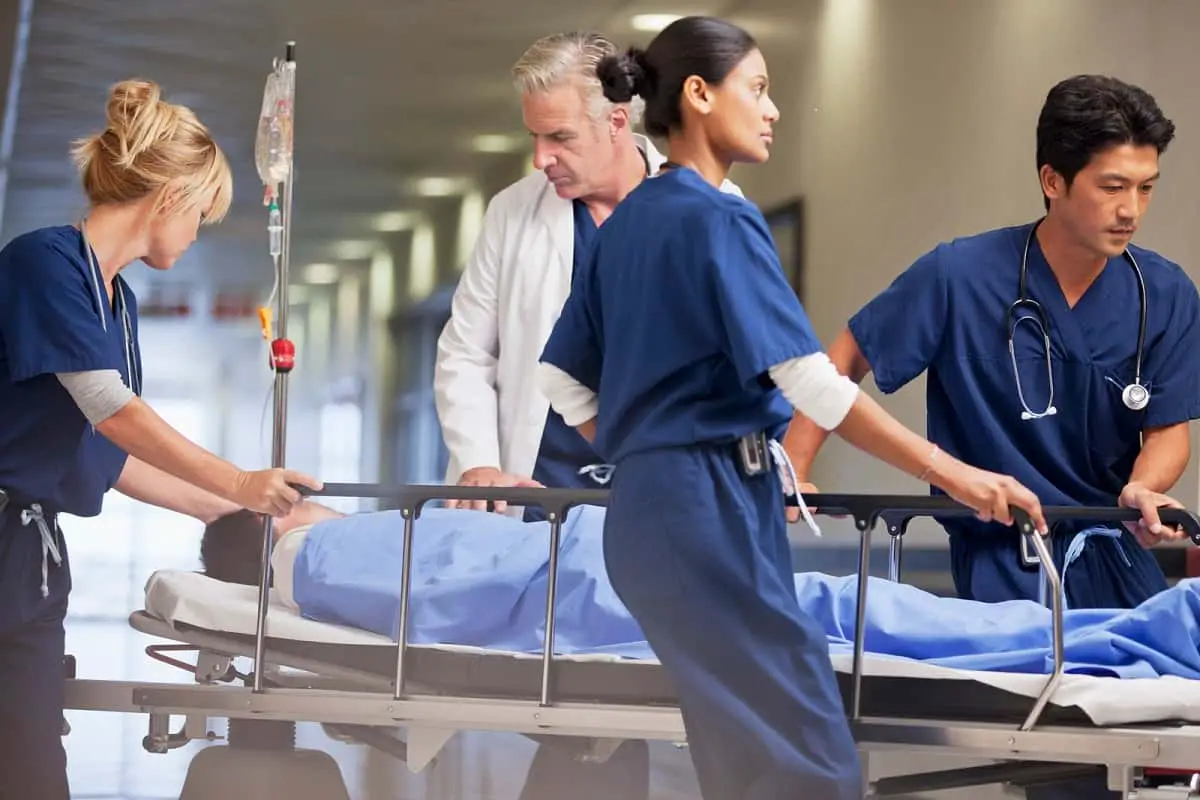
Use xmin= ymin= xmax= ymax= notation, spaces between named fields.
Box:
xmin=785 ymin=74 xmax=1199 ymax=799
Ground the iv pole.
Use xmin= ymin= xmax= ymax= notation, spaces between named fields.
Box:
xmin=251 ymin=41 xmax=297 ymax=693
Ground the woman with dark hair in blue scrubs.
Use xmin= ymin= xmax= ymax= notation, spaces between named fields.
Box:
xmin=537 ymin=17 xmax=1048 ymax=800
xmin=0 ymin=79 xmax=321 ymax=798
xmin=784 ymin=75 xmax=1196 ymax=800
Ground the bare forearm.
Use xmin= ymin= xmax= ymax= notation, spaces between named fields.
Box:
xmin=783 ymin=328 xmax=873 ymax=479
xmin=575 ymin=419 xmax=597 ymax=444
xmin=1128 ymin=425 xmax=1191 ymax=494
xmin=96 ymin=397 xmax=242 ymax=502
xmin=833 ymin=392 xmax=942 ymax=483
xmin=115 ymin=456 xmax=241 ymax=524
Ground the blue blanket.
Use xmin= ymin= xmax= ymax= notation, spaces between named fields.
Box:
xmin=291 ymin=506 xmax=1200 ymax=680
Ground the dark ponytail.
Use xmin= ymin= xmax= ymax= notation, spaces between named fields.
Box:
xmin=597 ymin=47 xmax=654 ymax=104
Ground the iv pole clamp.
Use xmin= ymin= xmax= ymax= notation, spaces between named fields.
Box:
xmin=251 ymin=40 xmax=298 ymax=694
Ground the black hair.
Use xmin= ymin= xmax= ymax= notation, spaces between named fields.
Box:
xmin=199 ymin=509 xmax=271 ymax=587
xmin=1036 ymin=75 xmax=1175 ymax=209
xmin=596 ymin=16 xmax=757 ymax=138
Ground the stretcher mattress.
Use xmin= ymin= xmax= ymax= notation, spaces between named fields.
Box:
xmin=143 ymin=569 xmax=1200 ymax=728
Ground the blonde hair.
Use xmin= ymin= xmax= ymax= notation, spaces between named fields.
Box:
xmin=512 ymin=32 xmax=645 ymax=125
xmin=70 ymin=79 xmax=233 ymax=224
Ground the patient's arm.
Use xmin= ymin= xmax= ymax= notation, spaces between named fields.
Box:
xmin=274 ymin=500 xmax=346 ymax=535
xmin=116 ymin=456 xmax=241 ymax=524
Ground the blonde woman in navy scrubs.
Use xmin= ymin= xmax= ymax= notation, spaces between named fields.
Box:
xmin=0 ymin=79 xmax=321 ymax=798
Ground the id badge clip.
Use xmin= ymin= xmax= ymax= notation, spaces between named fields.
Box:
xmin=1019 ymin=531 xmax=1041 ymax=567
xmin=737 ymin=431 xmax=770 ymax=477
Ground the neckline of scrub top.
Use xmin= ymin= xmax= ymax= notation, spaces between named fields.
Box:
xmin=80 ymin=222 xmax=141 ymax=396
xmin=1022 ymin=228 xmax=1123 ymax=364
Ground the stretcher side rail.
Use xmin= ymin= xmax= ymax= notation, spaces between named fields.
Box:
xmin=281 ymin=483 xmax=1200 ymax=737
xmin=879 ymin=501 xmax=1200 ymax=585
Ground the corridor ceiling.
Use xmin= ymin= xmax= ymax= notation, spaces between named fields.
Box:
xmin=1 ymin=0 xmax=803 ymax=295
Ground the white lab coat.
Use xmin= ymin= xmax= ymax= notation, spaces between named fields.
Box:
xmin=433 ymin=134 xmax=745 ymax=484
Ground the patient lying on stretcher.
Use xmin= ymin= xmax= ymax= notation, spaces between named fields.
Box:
xmin=200 ymin=502 xmax=1200 ymax=680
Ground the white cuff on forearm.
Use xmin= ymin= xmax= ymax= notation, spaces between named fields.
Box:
xmin=57 ymin=369 xmax=136 ymax=425
xmin=536 ymin=362 xmax=599 ymax=426
xmin=768 ymin=353 xmax=859 ymax=431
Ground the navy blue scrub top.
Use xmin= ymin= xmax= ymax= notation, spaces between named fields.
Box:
xmin=0 ymin=226 xmax=140 ymax=517
xmin=847 ymin=223 xmax=1200 ymax=593
xmin=526 ymin=201 xmax=607 ymax=521
xmin=540 ymin=167 xmax=813 ymax=465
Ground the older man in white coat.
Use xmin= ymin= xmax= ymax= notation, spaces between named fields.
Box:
xmin=434 ymin=31 xmax=742 ymax=519
xmin=433 ymin=29 xmax=741 ymax=800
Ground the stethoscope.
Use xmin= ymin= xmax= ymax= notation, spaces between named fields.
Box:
xmin=80 ymin=219 xmax=141 ymax=396
xmin=1007 ymin=219 xmax=1147 ymax=421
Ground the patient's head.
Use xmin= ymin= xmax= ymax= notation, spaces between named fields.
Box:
xmin=199 ymin=500 xmax=346 ymax=585
xmin=200 ymin=509 xmax=269 ymax=586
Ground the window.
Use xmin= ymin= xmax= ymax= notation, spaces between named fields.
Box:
xmin=391 ymin=288 xmax=452 ymax=484
xmin=318 ymin=400 xmax=364 ymax=514
xmin=66 ymin=397 xmax=209 ymax=620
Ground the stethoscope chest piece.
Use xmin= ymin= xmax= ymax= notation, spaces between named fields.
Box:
xmin=1122 ymin=382 xmax=1150 ymax=412
xmin=1010 ymin=219 xmax=1149 ymax=421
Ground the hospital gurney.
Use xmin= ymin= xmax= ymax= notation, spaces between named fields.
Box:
xmin=61 ymin=483 xmax=1200 ymax=799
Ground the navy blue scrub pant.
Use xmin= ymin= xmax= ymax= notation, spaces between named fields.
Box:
xmin=0 ymin=509 xmax=71 ymax=800
xmin=955 ymin=527 xmax=1169 ymax=800
xmin=604 ymin=443 xmax=863 ymax=800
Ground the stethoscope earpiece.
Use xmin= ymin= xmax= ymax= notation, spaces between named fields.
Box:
xmin=1009 ymin=219 xmax=1147 ymax=422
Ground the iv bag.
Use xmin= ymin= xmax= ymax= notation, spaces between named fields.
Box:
xmin=255 ymin=60 xmax=295 ymax=203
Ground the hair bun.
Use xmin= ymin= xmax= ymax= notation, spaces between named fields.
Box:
xmin=597 ymin=47 xmax=652 ymax=104
xmin=105 ymin=78 xmax=180 ymax=167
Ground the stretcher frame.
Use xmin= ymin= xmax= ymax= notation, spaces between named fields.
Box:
xmin=62 ymin=480 xmax=1200 ymax=797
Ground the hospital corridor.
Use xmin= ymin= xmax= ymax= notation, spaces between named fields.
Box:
xmin=4 ymin=0 xmax=1200 ymax=798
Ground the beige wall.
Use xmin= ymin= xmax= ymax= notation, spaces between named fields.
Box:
xmin=729 ymin=0 xmax=1200 ymax=543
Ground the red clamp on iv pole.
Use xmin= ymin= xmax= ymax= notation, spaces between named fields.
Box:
xmin=270 ymin=338 xmax=295 ymax=373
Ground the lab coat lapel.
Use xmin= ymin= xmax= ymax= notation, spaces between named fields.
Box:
xmin=638 ymin=134 xmax=667 ymax=175
xmin=542 ymin=188 xmax=574 ymax=279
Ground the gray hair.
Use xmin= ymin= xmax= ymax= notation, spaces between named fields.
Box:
xmin=512 ymin=31 xmax=645 ymax=125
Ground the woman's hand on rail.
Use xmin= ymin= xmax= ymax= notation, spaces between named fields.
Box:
xmin=785 ymin=481 xmax=819 ymax=523
xmin=932 ymin=462 xmax=1048 ymax=535
xmin=448 ymin=466 xmax=544 ymax=513
xmin=785 ymin=481 xmax=849 ymax=523
xmin=231 ymin=469 xmax=323 ymax=517
xmin=1119 ymin=482 xmax=1188 ymax=548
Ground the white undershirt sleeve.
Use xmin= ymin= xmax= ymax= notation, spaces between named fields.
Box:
xmin=271 ymin=526 xmax=311 ymax=613
xmin=535 ymin=362 xmax=598 ymax=426
xmin=56 ymin=369 xmax=136 ymax=425
xmin=767 ymin=353 xmax=860 ymax=431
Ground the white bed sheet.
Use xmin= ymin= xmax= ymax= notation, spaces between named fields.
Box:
xmin=143 ymin=569 xmax=1200 ymax=727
